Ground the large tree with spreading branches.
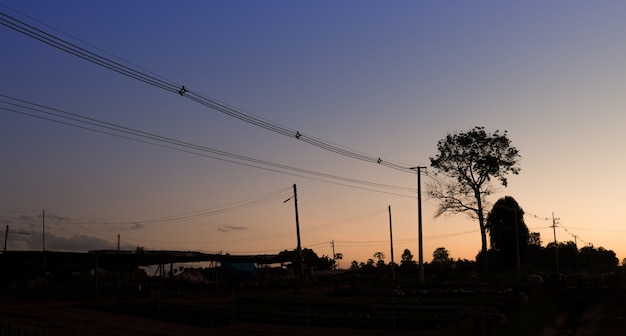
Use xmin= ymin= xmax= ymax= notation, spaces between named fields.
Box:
xmin=428 ymin=126 xmax=521 ymax=271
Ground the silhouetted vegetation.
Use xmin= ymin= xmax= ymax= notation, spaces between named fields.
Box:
xmin=428 ymin=126 xmax=522 ymax=272
xmin=486 ymin=196 xmax=529 ymax=271
xmin=0 ymin=239 xmax=623 ymax=335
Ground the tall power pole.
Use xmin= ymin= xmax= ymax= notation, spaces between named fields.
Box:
xmin=292 ymin=184 xmax=303 ymax=278
xmin=573 ymin=235 xmax=580 ymax=271
xmin=3 ymin=225 xmax=7 ymax=253
xmin=388 ymin=205 xmax=395 ymax=284
xmin=552 ymin=212 xmax=559 ymax=272
xmin=330 ymin=240 xmax=335 ymax=270
xmin=410 ymin=166 xmax=426 ymax=282
xmin=43 ymin=209 xmax=47 ymax=287
xmin=42 ymin=209 xmax=45 ymax=252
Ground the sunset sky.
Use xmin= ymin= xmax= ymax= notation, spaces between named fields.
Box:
xmin=1 ymin=1 xmax=625 ymax=267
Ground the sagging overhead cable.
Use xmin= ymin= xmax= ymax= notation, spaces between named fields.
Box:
xmin=0 ymin=8 xmax=411 ymax=174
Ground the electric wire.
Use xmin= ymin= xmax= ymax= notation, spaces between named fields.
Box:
xmin=203 ymin=207 xmax=388 ymax=245
xmin=0 ymin=95 xmax=415 ymax=199
xmin=2 ymin=199 xmax=388 ymax=249
xmin=2 ymin=7 xmax=597 ymax=255
xmin=0 ymin=11 xmax=179 ymax=94
xmin=0 ymin=4 xmax=181 ymax=88
xmin=0 ymin=189 xmax=293 ymax=234
xmin=0 ymin=8 xmax=414 ymax=173
xmin=0 ymin=104 xmax=415 ymax=199
xmin=72 ymin=188 xmax=293 ymax=230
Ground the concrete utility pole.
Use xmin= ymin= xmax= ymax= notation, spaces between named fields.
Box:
xmin=292 ymin=184 xmax=304 ymax=278
xmin=552 ymin=212 xmax=560 ymax=272
xmin=388 ymin=205 xmax=395 ymax=284
xmin=42 ymin=209 xmax=45 ymax=252
xmin=43 ymin=209 xmax=47 ymax=287
xmin=330 ymin=240 xmax=336 ymax=270
xmin=410 ymin=166 xmax=426 ymax=283
xmin=573 ymin=235 xmax=580 ymax=271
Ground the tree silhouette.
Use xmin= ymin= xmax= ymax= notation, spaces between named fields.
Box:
xmin=486 ymin=196 xmax=529 ymax=271
xmin=529 ymin=232 xmax=542 ymax=246
xmin=580 ymin=245 xmax=618 ymax=272
xmin=400 ymin=248 xmax=415 ymax=269
xmin=432 ymin=247 xmax=451 ymax=264
xmin=373 ymin=252 xmax=386 ymax=268
xmin=428 ymin=126 xmax=521 ymax=271
xmin=373 ymin=251 xmax=385 ymax=261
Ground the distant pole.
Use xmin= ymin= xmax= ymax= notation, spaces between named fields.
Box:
xmin=3 ymin=225 xmax=8 ymax=253
xmin=117 ymin=234 xmax=120 ymax=252
xmin=388 ymin=205 xmax=395 ymax=285
xmin=331 ymin=240 xmax=336 ymax=270
xmin=42 ymin=209 xmax=45 ymax=252
xmin=573 ymin=235 xmax=580 ymax=271
xmin=293 ymin=184 xmax=304 ymax=279
xmin=410 ymin=166 xmax=426 ymax=283
xmin=390 ymin=204 xmax=397 ymax=331
xmin=43 ymin=209 xmax=47 ymax=288
xmin=552 ymin=212 xmax=559 ymax=273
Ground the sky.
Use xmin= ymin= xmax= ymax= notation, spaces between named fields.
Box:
xmin=1 ymin=1 xmax=626 ymax=267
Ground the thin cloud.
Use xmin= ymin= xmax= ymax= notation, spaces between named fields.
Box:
xmin=217 ymin=225 xmax=248 ymax=232
xmin=7 ymin=231 xmax=115 ymax=252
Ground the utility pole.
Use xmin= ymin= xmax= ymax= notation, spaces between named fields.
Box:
xmin=292 ymin=184 xmax=304 ymax=279
xmin=3 ymin=225 xmax=7 ymax=253
xmin=552 ymin=212 xmax=559 ymax=273
xmin=42 ymin=209 xmax=45 ymax=252
xmin=388 ymin=205 xmax=395 ymax=285
xmin=117 ymin=234 xmax=120 ymax=252
xmin=410 ymin=166 xmax=426 ymax=283
xmin=330 ymin=240 xmax=336 ymax=270
xmin=43 ymin=209 xmax=47 ymax=288
xmin=573 ymin=235 xmax=580 ymax=271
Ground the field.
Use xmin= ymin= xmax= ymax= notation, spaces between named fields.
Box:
xmin=2 ymin=271 xmax=626 ymax=335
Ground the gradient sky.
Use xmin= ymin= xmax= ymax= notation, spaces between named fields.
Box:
xmin=1 ymin=1 xmax=625 ymax=267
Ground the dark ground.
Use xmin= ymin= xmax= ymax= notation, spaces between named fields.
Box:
xmin=2 ymin=280 xmax=626 ymax=335
xmin=0 ymin=297 xmax=471 ymax=336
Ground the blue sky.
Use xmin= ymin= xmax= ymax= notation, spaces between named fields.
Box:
xmin=1 ymin=1 xmax=626 ymax=265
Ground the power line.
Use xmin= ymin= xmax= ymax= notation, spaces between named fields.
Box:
xmin=0 ymin=11 xmax=180 ymax=93
xmin=2 ymin=7 xmax=583 ymax=255
xmin=0 ymin=8 xmax=413 ymax=173
xmin=0 ymin=189 xmax=292 ymax=235
xmin=75 ymin=188 xmax=292 ymax=229
xmin=2 ymin=200 xmax=389 ymax=249
xmin=558 ymin=221 xmax=589 ymax=247
xmin=0 ymin=95 xmax=415 ymax=198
